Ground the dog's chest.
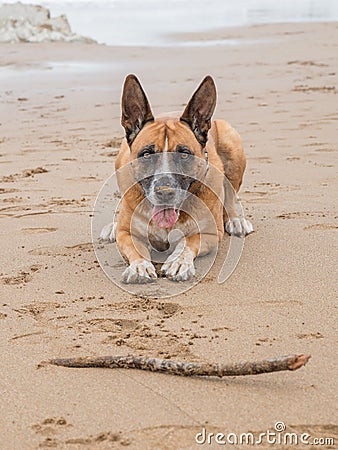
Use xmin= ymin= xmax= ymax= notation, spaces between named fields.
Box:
xmin=148 ymin=217 xmax=201 ymax=251
xmin=148 ymin=226 xmax=171 ymax=251
xmin=131 ymin=202 xmax=208 ymax=251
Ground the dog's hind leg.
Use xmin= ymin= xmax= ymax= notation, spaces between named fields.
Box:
xmin=212 ymin=120 xmax=254 ymax=237
xmin=223 ymin=180 xmax=253 ymax=237
xmin=100 ymin=222 xmax=117 ymax=242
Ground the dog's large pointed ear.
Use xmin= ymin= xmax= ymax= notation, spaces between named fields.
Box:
xmin=121 ymin=74 xmax=154 ymax=145
xmin=180 ymin=76 xmax=216 ymax=146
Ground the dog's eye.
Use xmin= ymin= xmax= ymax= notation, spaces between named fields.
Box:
xmin=176 ymin=146 xmax=192 ymax=160
xmin=138 ymin=145 xmax=155 ymax=159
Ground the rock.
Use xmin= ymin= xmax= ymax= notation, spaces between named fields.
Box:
xmin=0 ymin=2 xmax=96 ymax=43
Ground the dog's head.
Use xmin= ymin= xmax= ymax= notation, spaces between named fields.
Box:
xmin=121 ymin=74 xmax=216 ymax=228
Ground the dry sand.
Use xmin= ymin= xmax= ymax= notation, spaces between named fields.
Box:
xmin=0 ymin=21 xmax=337 ymax=449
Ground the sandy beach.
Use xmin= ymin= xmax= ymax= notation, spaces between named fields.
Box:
xmin=0 ymin=21 xmax=337 ymax=449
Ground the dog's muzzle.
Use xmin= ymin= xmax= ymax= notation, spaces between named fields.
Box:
xmin=129 ymin=151 xmax=209 ymax=228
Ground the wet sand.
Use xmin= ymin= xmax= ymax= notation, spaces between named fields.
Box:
xmin=0 ymin=21 xmax=337 ymax=449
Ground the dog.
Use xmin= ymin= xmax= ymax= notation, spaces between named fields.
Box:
xmin=100 ymin=74 xmax=253 ymax=283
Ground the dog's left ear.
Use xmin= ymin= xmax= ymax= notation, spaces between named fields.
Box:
xmin=180 ymin=76 xmax=216 ymax=146
xmin=121 ymin=74 xmax=154 ymax=146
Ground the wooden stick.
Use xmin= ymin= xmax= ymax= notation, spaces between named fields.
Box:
xmin=46 ymin=354 xmax=311 ymax=377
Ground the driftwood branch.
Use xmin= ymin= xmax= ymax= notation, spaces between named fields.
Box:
xmin=46 ymin=354 xmax=311 ymax=378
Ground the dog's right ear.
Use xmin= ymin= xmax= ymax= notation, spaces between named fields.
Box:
xmin=121 ymin=74 xmax=154 ymax=146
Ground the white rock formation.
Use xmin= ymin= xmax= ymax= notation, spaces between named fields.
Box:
xmin=0 ymin=2 xmax=96 ymax=43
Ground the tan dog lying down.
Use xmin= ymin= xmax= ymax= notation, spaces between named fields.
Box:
xmin=101 ymin=75 xmax=253 ymax=283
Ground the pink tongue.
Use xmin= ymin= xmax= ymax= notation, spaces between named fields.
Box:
xmin=152 ymin=206 xmax=177 ymax=228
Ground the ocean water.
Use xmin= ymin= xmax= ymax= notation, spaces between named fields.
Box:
xmin=2 ymin=0 xmax=338 ymax=45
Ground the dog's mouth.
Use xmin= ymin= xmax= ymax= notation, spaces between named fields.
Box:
xmin=152 ymin=205 xmax=178 ymax=228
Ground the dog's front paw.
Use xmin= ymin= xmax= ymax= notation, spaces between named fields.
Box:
xmin=225 ymin=218 xmax=254 ymax=237
xmin=100 ymin=222 xmax=117 ymax=242
xmin=122 ymin=259 xmax=157 ymax=284
xmin=162 ymin=248 xmax=195 ymax=282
